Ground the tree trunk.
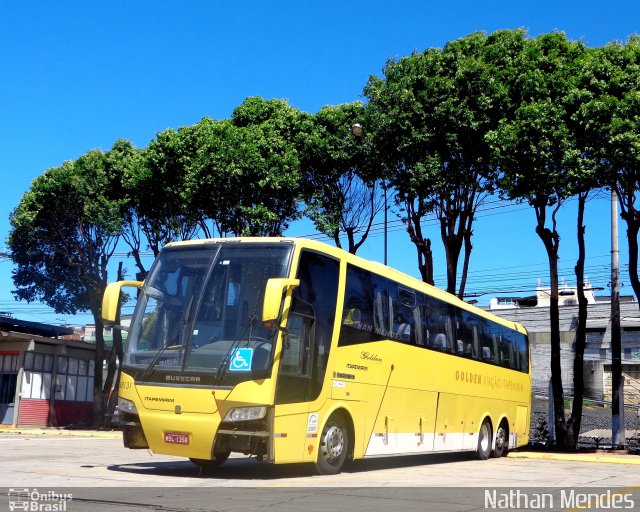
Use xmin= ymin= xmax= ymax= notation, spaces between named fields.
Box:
xmin=568 ymin=192 xmax=588 ymax=449
xmin=105 ymin=311 xmax=124 ymax=428
xmin=438 ymin=201 xmax=465 ymax=296
xmin=407 ymin=216 xmax=434 ymax=285
xmin=198 ymin=218 xmax=213 ymax=238
xmin=348 ymin=184 xmax=378 ymax=255
xmin=405 ymin=197 xmax=434 ymax=285
xmin=332 ymin=227 xmax=343 ymax=250
xmin=346 ymin=227 xmax=356 ymax=254
xmin=92 ymin=314 xmax=106 ymax=428
xmin=130 ymin=248 xmax=147 ymax=278
xmin=441 ymin=217 xmax=463 ymax=295
xmin=101 ymin=262 xmax=125 ymax=428
xmin=621 ymin=206 xmax=640 ymax=307
xmin=457 ymin=214 xmax=474 ymax=299
xmin=535 ymin=203 xmax=568 ymax=448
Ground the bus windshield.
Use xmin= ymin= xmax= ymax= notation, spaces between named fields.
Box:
xmin=124 ymin=242 xmax=293 ymax=385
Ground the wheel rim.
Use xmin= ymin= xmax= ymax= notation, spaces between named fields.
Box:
xmin=322 ymin=425 xmax=345 ymax=462
xmin=495 ymin=427 xmax=506 ymax=451
xmin=479 ymin=423 xmax=490 ymax=452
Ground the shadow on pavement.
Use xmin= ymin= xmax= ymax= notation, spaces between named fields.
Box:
xmin=107 ymin=451 xmax=477 ymax=480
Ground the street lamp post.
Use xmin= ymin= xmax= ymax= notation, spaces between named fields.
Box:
xmin=611 ymin=189 xmax=625 ymax=448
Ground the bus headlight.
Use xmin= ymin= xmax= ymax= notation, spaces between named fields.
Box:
xmin=117 ymin=397 xmax=138 ymax=415
xmin=224 ymin=406 xmax=267 ymax=422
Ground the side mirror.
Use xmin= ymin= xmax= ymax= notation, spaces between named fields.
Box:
xmin=262 ymin=278 xmax=300 ymax=328
xmin=102 ymin=281 xmax=143 ymax=324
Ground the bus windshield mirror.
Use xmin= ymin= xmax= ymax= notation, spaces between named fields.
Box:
xmin=144 ymin=285 xmax=181 ymax=306
xmin=290 ymin=296 xmax=315 ymax=320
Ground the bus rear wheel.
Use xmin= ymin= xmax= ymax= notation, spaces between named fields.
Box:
xmin=190 ymin=451 xmax=230 ymax=470
xmin=491 ymin=422 xmax=508 ymax=458
xmin=315 ymin=415 xmax=349 ymax=475
xmin=476 ymin=419 xmax=492 ymax=460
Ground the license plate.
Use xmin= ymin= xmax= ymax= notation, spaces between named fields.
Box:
xmin=164 ymin=432 xmax=189 ymax=445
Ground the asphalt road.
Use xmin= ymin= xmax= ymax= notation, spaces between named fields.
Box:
xmin=0 ymin=433 xmax=639 ymax=511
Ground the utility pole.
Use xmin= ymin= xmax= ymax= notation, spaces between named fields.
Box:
xmin=611 ymin=189 xmax=625 ymax=448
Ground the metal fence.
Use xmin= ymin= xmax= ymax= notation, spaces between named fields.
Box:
xmin=530 ymin=390 xmax=640 ymax=450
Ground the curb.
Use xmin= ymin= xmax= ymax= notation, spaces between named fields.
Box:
xmin=0 ymin=426 xmax=121 ymax=439
xmin=508 ymin=450 xmax=640 ymax=465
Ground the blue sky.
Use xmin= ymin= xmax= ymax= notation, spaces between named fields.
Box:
xmin=1 ymin=1 xmax=638 ymax=326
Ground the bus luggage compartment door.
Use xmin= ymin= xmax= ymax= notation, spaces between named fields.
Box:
xmin=434 ymin=393 xmax=467 ymax=451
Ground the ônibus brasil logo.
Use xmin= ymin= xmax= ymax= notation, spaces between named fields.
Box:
xmin=7 ymin=488 xmax=73 ymax=511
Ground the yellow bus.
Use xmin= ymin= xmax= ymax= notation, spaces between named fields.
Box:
xmin=104 ymin=237 xmax=531 ymax=474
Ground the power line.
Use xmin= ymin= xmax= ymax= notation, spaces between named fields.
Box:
xmin=0 ymin=195 xmax=629 ymax=321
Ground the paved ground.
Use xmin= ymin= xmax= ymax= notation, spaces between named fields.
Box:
xmin=1 ymin=428 xmax=639 ymax=487
xmin=1 ymin=428 xmax=639 ymax=511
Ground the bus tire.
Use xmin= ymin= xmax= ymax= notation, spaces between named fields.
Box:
xmin=491 ymin=421 xmax=509 ymax=458
xmin=315 ymin=414 xmax=349 ymax=475
xmin=476 ymin=419 xmax=492 ymax=460
xmin=190 ymin=451 xmax=230 ymax=470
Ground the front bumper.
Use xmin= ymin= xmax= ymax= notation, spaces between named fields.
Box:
xmin=115 ymin=407 xmax=271 ymax=461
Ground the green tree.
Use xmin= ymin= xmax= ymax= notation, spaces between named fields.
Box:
xmin=104 ymin=139 xmax=148 ymax=276
xmin=8 ymin=150 xmax=125 ymax=426
xmin=185 ymin=117 xmax=247 ymax=236
xmin=125 ymin=127 xmax=201 ymax=262
xmin=365 ymin=32 xmax=501 ymax=295
xmin=578 ymin=37 xmax=640 ymax=445
xmin=487 ymin=32 xmax=588 ymax=449
xmin=582 ymin=37 xmax=640 ymax=307
xmin=301 ymin=102 xmax=383 ymax=254
xmin=188 ymin=98 xmax=304 ymax=236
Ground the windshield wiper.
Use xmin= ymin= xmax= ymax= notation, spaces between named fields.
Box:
xmin=141 ymin=298 xmax=193 ymax=380
xmin=141 ymin=341 xmax=184 ymax=381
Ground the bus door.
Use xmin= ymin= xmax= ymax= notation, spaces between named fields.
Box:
xmin=273 ymin=251 xmax=340 ymax=463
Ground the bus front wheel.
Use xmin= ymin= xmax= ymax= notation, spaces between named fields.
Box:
xmin=315 ymin=415 xmax=349 ymax=475
xmin=190 ymin=451 xmax=230 ymax=470
xmin=476 ymin=419 xmax=492 ymax=460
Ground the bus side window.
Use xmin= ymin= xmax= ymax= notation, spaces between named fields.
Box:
xmin=516 ymin=332 xmax=529 ymax=372
xmin=473 ymin=318 xmax=491 ymax=360
xmin=374 ymin=289 xmax=386 ymax=335
xmin=496 ymin=331 xmax=513 ymax=368
xmin=339 ymin=265 xmax=389 ymax=346
xmin=433 ymin=332 xmax=447 ymax=351
xmin=413 ymin=295 xmax=424 ymax=346
xmin=484 ymin=335 xmax=496 ymax=362
xmin=390 ymin=285 xmax=417 ymax=344
xmin=483 ymin=322 xmax=503 ymax=363
xmin=423 ymin=295 xmax=453 ymax=352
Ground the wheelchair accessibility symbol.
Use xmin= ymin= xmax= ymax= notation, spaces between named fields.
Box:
xmin=229 ymin=348 xmax=253 ymax=371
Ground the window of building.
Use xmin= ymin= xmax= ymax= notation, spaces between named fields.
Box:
xmin=0 ymin=354 xmax=18 ymax=406
xmin=55 ymin=356 xmax=94 ymax=402
xmin=22 ymin=353 xmax=54 ymax=399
